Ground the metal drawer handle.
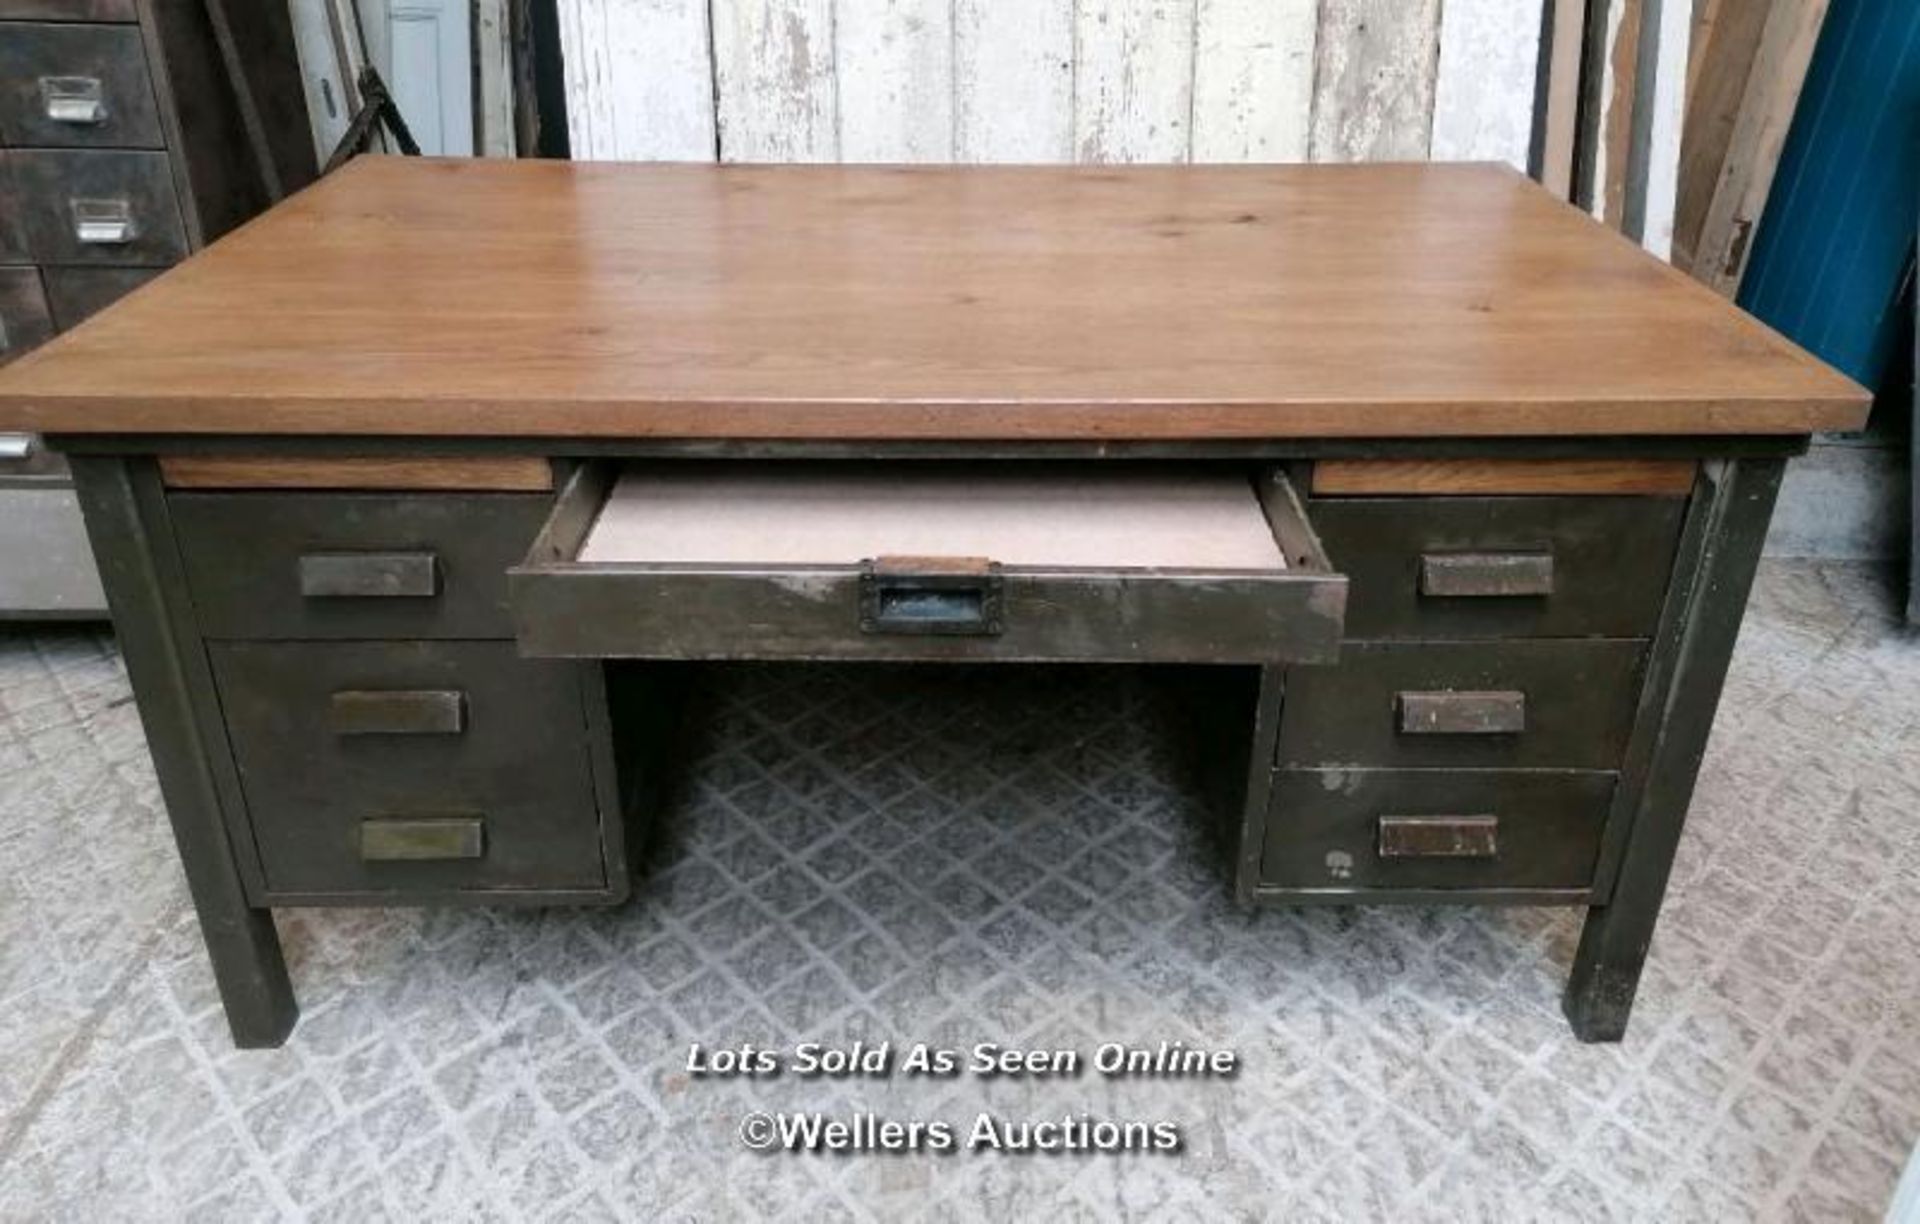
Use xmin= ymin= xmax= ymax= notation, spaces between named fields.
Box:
xmin=1377 ymin=815 xmax=1499 ymax=859
xmin=859 ymin=555 xmax=1005 ymax=636
xmin=71 ymin=198 xmax=136 ymax=246
xmin=1419 ymin=552 xmax=1554 ymax=598
xmin=1397 ymin=690 xmax=1526 ymax=735
xmin=0 ymin=436 xmax=29 ymax=462
xmin=359 ymin=816 xmax=484 ymax=862
xmin=298 ymin=551 xmax=440 ymax=599
xmin=42 ymin=76 xmax=107 ymax=124
xmin=330 ymin=690 xmax=466 ymax=736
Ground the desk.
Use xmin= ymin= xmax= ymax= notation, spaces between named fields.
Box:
xmin=0 ymin=158 xmax=1868 ymax=1048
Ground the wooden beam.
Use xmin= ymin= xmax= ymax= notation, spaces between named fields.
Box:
xmin=1312 ymin=458 xmax=1699 ymax=496
xmin=158 ymin=455 xmax=554 ymax=491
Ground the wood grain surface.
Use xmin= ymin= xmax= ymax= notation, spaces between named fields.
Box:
xmin=0 ymin=157 xmax=1868 ymax=439
xmin=157 ymin=455 xmax=554 ymax=491
xmin=1311 ymin=458 xmax=1698 ymax=496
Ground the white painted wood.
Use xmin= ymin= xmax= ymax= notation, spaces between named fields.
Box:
xmin=1073 ymin=0 xmax=1198 ymax=163
xmin=838 ymin=0 xmax=953 ymax=162
xmin=1639 ymin=0 xmax=1690 ymax=257
xmin=557 ymin=0 xmax=714 ymax=161
xmin=712 ymin=0 xmax=838 ymax=161
xmin=1430 ymin=0 xmax=1542 ymax=171
xmin=953 ymin=0 xmax=1074 ymax=162
xmin=473 ymin=0 xmax=515 ymax=157
xmin=359 ymin=0 xmax=474 ymax=156
xmin=284 ymin=0 xmax=353 ymax=162
xmin=1310 ymin=0 xmax=1444 ymax=162
xmin=1191 ymin=0 xmax=1316 ymax=162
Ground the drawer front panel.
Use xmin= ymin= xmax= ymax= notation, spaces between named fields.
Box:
xmin=0 ymin=23 xmax=163 ymax=149
xmin=0 ymin=3 xmax=139 ymax=20
xmin=0 ymin=154 xmax=32 ymax=261
xmin=1278 ymin=639 xmax=1648 ymax=770
xmin=172 ymin=492 xmax=550 ymax=639
xmin=1262 ymin=768 xmax=1615 ymax=892
xmin=41 ymin=263 xmax=157 ymax=328
xmin=209 ymin=641 xmax=606 ymax=896
xmin=11 ymin=149 xmax=187 ymax=266
xmin=0 ymin=266 xmax=56 ymax=363
xmin=1310 ymin=496 xmax=1685 ymax=638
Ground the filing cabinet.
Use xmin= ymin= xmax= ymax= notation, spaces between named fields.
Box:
xmin=0 ymin=0 xmax=312 ymax=617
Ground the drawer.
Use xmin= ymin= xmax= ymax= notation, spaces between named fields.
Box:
xmin=0 ymin=23 xmax=163 ymax=149
xmin=1261 ymin=768 xmax=1614 ymax=893
xmin=0 ymin=484 xmax=105 ymax=616
xmin=0 ymin=156 xmax=31 ymax=261
xmin=0 ymin=3 xmax=138 ymax=20
xmin=171 ymin=492 xmax=552 ymax=640
xmin=10 ymin=149 xmax=187 ymax=266
xmin=0 ymin=266 xmax=55 ymax=363
xmin=42 ymin=263 xmax=157 ymax=328
xmin=512 ymin=463 xmax=1348 ymax=663
xmin=1309 ymin=496 xmax=1685 ymax=638
xmin=1277 ymin=639 xmax=1647 ymax=770
xmin=209 ymin=641 xmax=610 ymax=898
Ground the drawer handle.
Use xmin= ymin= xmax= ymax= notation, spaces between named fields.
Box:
xmin=359 ymin=816 xmax=484 ymax=862
xmin=42 ymin=76 xmax=107 ymax=125
xmin=859 ymin=555 xmax=1005 ymax=636
xmin=330 ymin=689 xmax=466 ymax=736
xmin=1397 ymin=690 xmax=1526 ymax=735
xmin=1377 ymin=815 xmax=1499 ymax=859
xmin=1419 ymin=552 xmax=1554 ymax=598
xmin=0 ymin=435 xmax=31 ymax=462
xmin=70 ymin=198 xmax=136 ymax=246
xmin=298 ymin=551 xmax=440 ymax=599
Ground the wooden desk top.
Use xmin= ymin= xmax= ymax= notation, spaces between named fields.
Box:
xmin=0 ymin=157 xmax=1868 ymax=439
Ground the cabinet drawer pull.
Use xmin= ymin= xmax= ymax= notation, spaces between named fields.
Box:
xmin=1397 ymin=690 xmax=1526 ymax=735
xmin=1377 ymin=814 xmax=1499 ymax=859
xmin=42 ymin=76 xmax=107 ymax=125
xmin=0 ymin=435 xmax=33 ymax=461
xmin=1419 ymin=552 xmax=1554 ymax=598
xmin=859 ymin=555 xmax=1005 ymax=636
xmin=359 ymin=816 xmax=484 ymax=862
xmin=71 ymin=198 xmax=136 ymax=245
xmin=330 ymin=689 xmax=466 ymax=736
xmin=298 ymin=551 xmax=440 ymax=598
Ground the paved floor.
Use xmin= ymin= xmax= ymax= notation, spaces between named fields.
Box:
xmin=0 ymin=560 xmax=1915 ymax=1222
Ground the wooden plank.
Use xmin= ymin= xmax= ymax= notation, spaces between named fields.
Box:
xmin=1309 ymin=0 xmax=1443 ymax=162
xmin=1636 ymin=0 xmax=1692 ymax=255
xmin=1535 ymin=0 xmax=1587 ymax=194
xmin=557 ymin=0 xmax=714 ymax=161
xmin=1431 ymin=0 xmax=1543 ymax=171
xmin=837 ymin=0 xmax=954 ymax=162
xmin=1073 ymin=0 xmax=1197 ymax=162
xmin=0 ymin=160 xmax=1870 ymax=439
xmin=1684 ymin=0 xmax=1830 ymax=295
xmin=952 ymin=0 xmax=1073 ymax=162
xmin=1191 ymin=0 xmax=1317 ymax=162
xmin=474 ymin=0 xmax=516 ymax=156
xmin=1312 ymin=459 xmax=1698 ymax=496
xmin=158 ymin=455 xmax=555 ymax=491
xmin=712 ymin=0 xmax=836 ymax=161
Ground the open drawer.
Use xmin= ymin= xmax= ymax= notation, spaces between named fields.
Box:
xmin=510 ymin=463 xmax=1346 ymax=663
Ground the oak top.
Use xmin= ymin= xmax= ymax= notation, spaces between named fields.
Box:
xmin=0 ymin=157 xmax=1868 ymax=439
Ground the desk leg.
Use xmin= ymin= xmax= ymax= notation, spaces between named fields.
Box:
xmin=70 ymin=455 xmax=297 ymax=1048
xmin=1564 ymin=457 xmax=1783 ymax=1042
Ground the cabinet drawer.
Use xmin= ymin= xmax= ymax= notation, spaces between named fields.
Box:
xmin=42 ymin=263 xmax=157 ymax=328
xmin=0 ymin=267 xmax=55 ymax=364
xmin=1261 ymin=768 xmax=1614 ymax=894
xmin=512 ymin=463 xmax=1348 ymax=664
xmin=10 ymin=149 xmax=186 ymax=266
xmin=1309 ymin=496 xmax=1685 ymax=638
xmin=209 ymin=641 xmax=610 ymax=898
xmin=0 ymin=154 xmax=32 ymax=262
xmin=171 ymin=492 xmax=551 ymax=640
xmin=0 ymin=23 xmax=163 ymax=149
xmin=1278 ymin=639 xmax=1647 ymax=770
xmin=0 ymin=3 xmax=138 ymax=20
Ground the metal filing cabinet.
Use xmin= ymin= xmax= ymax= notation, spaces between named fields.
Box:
xmin=0 ymin=0 xmax=313 ymax=617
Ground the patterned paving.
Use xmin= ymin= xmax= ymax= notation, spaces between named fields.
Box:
xmin=0 ymin=559 xmax=1916 ymax=1222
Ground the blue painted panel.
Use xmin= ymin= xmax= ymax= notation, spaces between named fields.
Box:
xmin=1738 ymin=0 xmax=1920 ymax=399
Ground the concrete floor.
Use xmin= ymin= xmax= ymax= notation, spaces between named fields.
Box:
xmin=0 ymin=559 xmax=1915 ymax=1222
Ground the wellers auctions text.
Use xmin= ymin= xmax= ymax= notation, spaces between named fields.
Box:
xmin=688 ymin=1039 xmax=1238 ymax=1079
xmin=748 ymin=1111 xmax=1184 ymax=1155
